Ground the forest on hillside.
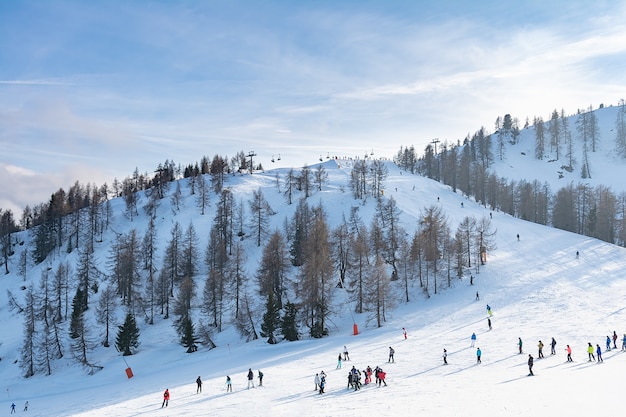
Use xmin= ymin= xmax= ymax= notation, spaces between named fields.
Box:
xmin=395 ymin=103 xmax=626 ymax=246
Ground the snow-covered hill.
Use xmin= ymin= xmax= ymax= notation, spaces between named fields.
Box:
xmin=489 ymin=104 xmax=626 ymax=194
xmin=2 ymin=157 xmax=626 ymax=416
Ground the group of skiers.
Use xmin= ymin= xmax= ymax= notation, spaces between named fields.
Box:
xmin=9 ymin=401 xmax=28 ymax=414
xmin=459 ymin=302 xmax=626 ymax=375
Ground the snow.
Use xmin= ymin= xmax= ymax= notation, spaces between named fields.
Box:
xmin=2 ymin=148 xmax=626 ymax=416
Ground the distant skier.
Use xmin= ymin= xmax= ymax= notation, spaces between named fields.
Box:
xmin=258 ymin=370 xmax=264 ymax=386
xmin=343 ymin=345 xmax=350 ymax=361
xmin=336 ymin=353 xmax=342 ymax=369
xmin=566 ymin=345 xmax=573 ymax=362
xmin=226 ymin=375 xmax=232 ymax=392
xmin=388 ymin=346 xmax=395 ymax=363
xmin=23 ymin=401 xmax=28 ymax=412
xmin=476 ymin=347 xmax=482 ymax=364
xmin=622 ymin=334 xmax=626 ymax=351
xmin=247 ymin=368 xmax=255 ymax=389
xmin=538 ymin=341 xmax=544 ymax=358
xmin=527 ymin=354 xmax=534 ymax=376
xmin=475 ymin=291 xmax=479 ymax=301
xmin=606 ymin=336 xmax=612 ymax=351
xmin=587 ymin=343 xmax=596 ymax=361
xmin=518 ymin=337 xmax=523 ymax=354
xmin=443 ymin=349 xmax=448 ymax=365
xmin=576 ymin=251 xmax=579 ymax=259
xmin=550 ymin=337 xmax=557 ymax=355
xmin=11 ymin=403 xmax=16 ymax=414
xmin=402 ymin=327 xmax=407 ymax=339
xmin=487 ymin=317 xmax=492 ymax=330
xmin=517 ymin=233 xmax=520 ymax=241
xmin=613 ymin=331 xmax=618 ymax=349
xmin=486 ymin=305 xmax=493 ymax=317
xmin=471 ymin=332 xmax=477 ymax=347
xmin=319 ymin=374 xmax=326 ymax=394
xmin=596 ymin=344 xmax=603 ymax=362
xmin=314 ymin=373 xmax=321 ymax=392
xmin=161 ymin=389 xmax=170 ymax=408
xmin=196 ymin=376 xmax=202 ymax=393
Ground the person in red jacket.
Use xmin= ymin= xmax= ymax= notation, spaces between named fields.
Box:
xmin=378 ymin=369 xmax=387 ymax=386
xmin=161 ymin=389 xmax=170 ymax=408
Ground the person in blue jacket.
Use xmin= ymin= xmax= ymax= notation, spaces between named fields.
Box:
xmin=471 ymin=332 xmax=477 ymax=347
xmin=606 ymin=336 xmax=612 ymax=351
xmin=622 ymin=334 xmax=626 ymax=351
xmin=476 ymin=347 xmax=482 ymax=364
xmin=596 ymin=344 xmax=603 ymax=362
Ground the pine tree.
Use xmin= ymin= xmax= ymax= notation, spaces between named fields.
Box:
xmin=115 ymin=312 xmax=140 ymax=356
xmin=179 ymin=316 xmax=198 ymax=352
xmin=260 ymin=291 xmax=281 ymax=344
xmin=280 ymin=302 xmax=299 ymax=341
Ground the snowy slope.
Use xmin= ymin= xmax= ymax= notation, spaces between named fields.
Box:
xmin=489 ymin=104 xmax=626 ymax=194
xmin=1 ymin=159 xmax=626 ymax=416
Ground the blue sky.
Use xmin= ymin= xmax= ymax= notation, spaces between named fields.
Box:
xmin=2 ymin=0 xmax=626 ymax=213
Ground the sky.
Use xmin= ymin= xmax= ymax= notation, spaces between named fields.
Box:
xmin=2 ymin=0 xmax=626 ymax=214
xmin=2 ymin=158 xmax=626 ymax=416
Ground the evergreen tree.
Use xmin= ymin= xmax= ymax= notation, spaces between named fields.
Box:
xmin=179 ymin=315 xmax=198 ymax=352
xmin=260 ymin=291 xmax=281 ymax=344
xmin=115 ymin=312 xmax=140 ymax=356
xmin=69 ymin=287 xmax=86 ymax=339
xmin=280 ymin=302 xmax=299 ymax=341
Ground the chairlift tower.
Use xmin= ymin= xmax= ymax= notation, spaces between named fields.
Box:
xmin=247 ymin=151 xmax=257 ymax=174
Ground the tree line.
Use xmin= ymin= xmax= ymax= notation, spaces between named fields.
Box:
xmin=395 ymin=104 xmax=626 ymax=246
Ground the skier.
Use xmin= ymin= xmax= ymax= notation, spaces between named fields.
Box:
xmin=23 ymin=401 xmax=28 ymax=412
xmin=343 ymin=345 xmax=350 ymax=361
xmin=319 ymin=374 xmax=326 ymax=394
xmin=596 ymin=344 xmax=603 ymax=362
xmin=443 ymin=349 xmax=448 ymax=365
xmin=517 ymin=233 xmax=520 ymax=241
xmin=196 ymin=376 xmax=202 ymax=393
xmin=486 ymin=305 xmax=493 ymax=317
xmin=606 ymin=336 xmax=612 ymax=351
xmin=613 ymin=331 xmax=618 ymax=349
xmin=537 ymin=341 xmax=544 ymax=358
xmin=487 ymin=317 xmax=492 ymax=330
xmin=258 ymin=370 xmax=264 ymax=386
xmin=247 ymin=368 xmax=255 ymax=389
xmin=388 ymin=346 xmax=395 ymax=363
xmin=622 ymin=334 xmax=626 ymax=351
xmin=518 ymin=337 xmax=523 ymax=354
xmin=471 ymin=332 xmax=477 ymax=347
xmin=576 ymin=251 xmax=579 ymax=259
xmin=475 ymin=291 xmax=480 ymax=301
xmin=587 ymin=343 xmax=596 ymax=361
xmin=11 ymin=403 xmax=16 ymax=414
xmin=402 ymin=327 xmax=407 ymax=339
xmin=476 ymin=347 xmax=482 ymax=364
xmin=550 ymin=337 xmax=557 ymax=355
xmin=314 ymin=373 xmax=321 ymax=392
xmin=226 ymin=375 xmax=232 ymax=392
xmin=566 ymin=344 xmax=573 ymax=362
xmin=161 ymin=389 xmax=170 ymax=408
xmin=528 ymin=354 xmax=534 ymax=376
xmin=378 ymin=369 xmax=387 ymax=386
xmin=336 ymin=353 xmax=342 ymax=369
